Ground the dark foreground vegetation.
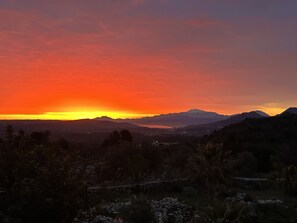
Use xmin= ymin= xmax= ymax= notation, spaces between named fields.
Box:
xmin=1 ymin=113 xmax=297 ymax=222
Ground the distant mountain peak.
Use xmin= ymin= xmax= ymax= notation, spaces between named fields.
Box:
xmin=95 ymin=116 xmax=114 ymax=121
xmin=281 ymin=107 xmax=297 ymax=115
xmin=179 ymin=109 xmax=268 ymax=135
xmin=225 ymin=111 xmax=265 ymax=122
xmin=186 ymin=109 xmax=206 ymax=114
xmin=92 ymin=109 xmax=229 ymax=128
xmin=230 ymin=110 xmax=269 ymax=118
xmin=253 ymin=110 xmax=270 ymax=117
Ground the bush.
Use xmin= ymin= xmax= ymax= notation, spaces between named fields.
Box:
xmin=282 ymin=165 xmax=297 ymax=196
xmin=256 ymin=202 xmax=297 ymax=223
xmin=231 ymin=151 xmax=257 ymax=177
xmin=198 ymin=198 xmax=255 ymax=223
xmin=0 ymin=129 xmax=88 ymax=223
xmin=188 ymin=143 xmax=232 ymax=192
xmin=120 ymin=198 xmax=155 ymax=223
xmin=182 ymin=186 xmax=198 ymax=197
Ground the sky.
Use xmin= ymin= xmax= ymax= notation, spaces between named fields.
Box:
xmin=0 ymin=0 xmax=297 ymax=119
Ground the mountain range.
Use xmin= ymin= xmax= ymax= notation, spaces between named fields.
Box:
xmin=198 ymin=108 xmax=297 ymax=172
xmin=176 ymin=107 xmax=296 ymax=136
xmin=0 ymin=108 xmax=296 ymax=136
xmin=281 ymin=107 xmax=297 ymax=115
xmin=94 ymin=109 xmax=272 ymax=128
xmin=0 ymin=119 xmax=147 ymax=136
xmin=177 ymin=110 xmax=269 ymax=136
xmin=95 ymin=109 xmax=229 ymax=128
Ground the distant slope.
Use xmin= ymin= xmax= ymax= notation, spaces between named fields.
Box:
xmin=254 ymin=110 xmax=270 ymax=117
xmin=281 ymin=107 xmax=297 ymax=115
xmin=200 ymin=113 xmax=297 ymax=172
xmin=96 ymin=109 xmax=228 ymax=128
xmin=0 ymin=119 xmax=149 ymax=136
xmin=178 ymin=111 xmax=269 ymax=136
xmin=207 ymin=113 xmax=297 ymax=143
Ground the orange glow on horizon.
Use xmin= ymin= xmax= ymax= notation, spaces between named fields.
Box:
xmin=0 ymin=1 xmax=296 ymax=117
xmin=0 ymin=104 xmax=287 ymax=120
xmin=257 ymin=104 xmax=287 ymax=116
xmin=0 ymin=110 xmax=156 ymax=120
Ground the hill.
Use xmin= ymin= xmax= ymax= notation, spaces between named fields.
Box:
xmin=96 ymin=109 xmax=228 ymax=128
xmin=281 ymin=107 xmax=297 ymax=115
xmin=178 ymin=111 xmax=268 ymax=136
xmin=200 ymin=113 xmax=297 ymax=172
xmin=0 ymin=119 xmax=149 ymax=136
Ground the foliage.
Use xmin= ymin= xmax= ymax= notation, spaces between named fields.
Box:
xmin=199 ymin=198 xmax=254 ymax=223
xmin=97 ymin=142 xmax=148 ymax=183
xmin=120 ymin=129 xmax=133 ymax=142
xmin=203 ymin=114 xmax=297 ymax=172
xmin=188 ymin=143 xmax=232 ymax=192
xmin=182 ymin=186 xmax=198 ymax=197
xmin=231 ymin=151 xmax=257 ymax=177
xmin=281 ymin=165 xmax=297 ymax=196
xmin=120 ymin=198 xmax=155 ymax=223
xmin=0 ymin=127 xmax=88 ymax=223
xmin=102 ymin=129 xmax=133 ymax=147
xmin=255 ymin=202 xmax=297 ymax=223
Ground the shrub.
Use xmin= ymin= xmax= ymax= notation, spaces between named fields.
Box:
xmin=120 ymin=198 xmax=155 ymax=223
xmin=188 ymin=143 xmax=232 ymax=192
xmin=198 ymin=198 xmax=255 ymax=223
xmin=182 ymin=186 xmax=198 ymax=197
xmin=0 ymin=129 xmax=88 ymax=223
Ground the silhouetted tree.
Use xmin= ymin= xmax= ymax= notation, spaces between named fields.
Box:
xmin=120 ymin=197 xmax=155 ymax=223
xmin=282 ymin=165 xmax=297 ymax=195
xmin=231 ymin=151 xmax=257 ymax=177
xmin=30 ymin=131 xmax=50 ymax=145
xmin=58 ymin=137 xmax=70 ymax=151
xmin=5 ymin=124 xmax=14 ymax=141
xmin=97 ymin=142 xmax=149 ymax=184
xmin=0 ymin=129 xmax=88 ymax=223
xmin=188 ymin=143 xmax=232 ymax=192
xmin=127 ymin=153 xmax=147 ymax=183
xmin=102 ymin=130 xmax=121 ymax=148
xmin=110 ymin=130 xmax=120 ymax=144
xmin=120 ymin=129 xmax=133 ymax=142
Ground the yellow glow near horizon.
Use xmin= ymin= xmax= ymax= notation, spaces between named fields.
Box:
xmin=0 ymin=104 xmax=289 ymax=120
xmin=258 ymin=104 xmax=286 ymax=116
xmin=0 ymin=110 xmax=155 ymax=120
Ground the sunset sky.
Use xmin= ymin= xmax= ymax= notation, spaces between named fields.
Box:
xmin=1 ymin=0 xmax=297 ymax=119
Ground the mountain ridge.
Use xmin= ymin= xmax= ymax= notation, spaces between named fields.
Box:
xmin=178 ymin=110 xmax=270 ymax=135
xmin=95 ymin=108 xmax=229 ymax=128
xmin=281 ymin=107 xmax=297 ymax=115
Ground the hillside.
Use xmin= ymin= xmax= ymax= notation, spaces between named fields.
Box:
xmin=96 ymin=109 xmax=228 ymax=128
xmin=0 ymin=119 xmax=149 ymax=136
xmin=200 ymin=113 xmax=297 ymax=172
xmin=281 ymin=107 xmax=297 ymax=115
xmin=178 ymin=111 xmax=268 ymax=136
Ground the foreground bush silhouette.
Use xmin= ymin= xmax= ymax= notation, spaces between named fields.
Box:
xmin=197 ymin=198 xmax=254 ymax=223
xmin=0 ymin=127 xmax=87 ymax=223
xmin=188 ymin=143 xmax=232 ymax=192
xmin=97 ymin=141 xmax=149 ymax=184
xmin=120 ymin=198 xmax=155 ymax=223
xmin=282 ymin=165 xmax=297 ymax=196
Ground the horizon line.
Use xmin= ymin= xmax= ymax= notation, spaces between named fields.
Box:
xmin=0 ymin=107 xmax=292 ymax=121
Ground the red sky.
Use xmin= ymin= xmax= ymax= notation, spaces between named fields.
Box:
xmin=1 ymin=0 xmax=297 ymax=119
